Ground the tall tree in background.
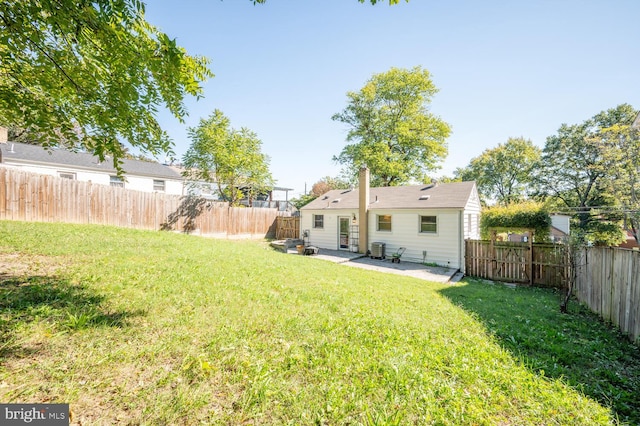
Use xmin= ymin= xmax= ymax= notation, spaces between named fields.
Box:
xmin=311 ymin=176 xmax=351 ymax=197
xmin=534 ymin=104 xmax=638 ymax=245
xmin=182 ymin=110 xmax=274 ymax=206
xmin=332 ymin=66 xmax=451 ymax=187
xmin=456 ymin=137 xmax=541 ymax=206
xmin=596 ymin=121 xmax=640 ymax=245
xmin=0 ymin=0 xmax=213 ymax=171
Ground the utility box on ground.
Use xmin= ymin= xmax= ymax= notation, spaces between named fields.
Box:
xmin=370 ymin=242 xmax=385 ymax=259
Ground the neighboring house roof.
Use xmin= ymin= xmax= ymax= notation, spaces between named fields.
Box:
xmin=0 ymin=141 xmax=182 ymax=180
xmin=301 ymin=181 xmax=477 ymax=210
xmin=632 ymin=111 xmax=640 ymax=129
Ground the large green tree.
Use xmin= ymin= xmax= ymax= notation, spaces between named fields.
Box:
xmin=534 ymin=104 xmax=638 ymax=245
xmin=456 ymin=137 xmax=541 ymax=206
xmin=0 ymin=0 xmax=213 ymax=171
xmin=182 ymin=110 xmax=274 ymax=206
xmin=332 ymin=66 xmax=451 ymax=187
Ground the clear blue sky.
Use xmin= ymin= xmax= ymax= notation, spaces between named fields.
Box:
xmin=144 ymin=0 xmax=640 ymax=198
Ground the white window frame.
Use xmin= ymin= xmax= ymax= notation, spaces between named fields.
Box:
xmin=313 ymin=214 xmax=324 ymax=229
xmin=153 ymin=179 xmax=166 ymax=192
xmin=58 ymin=172 xmax=76 ymax=180
xmin=377 ymin=214 xmax=392 ymax=232
xmin=420 ymin=215 xmax=437 ymax=234
xmin=110 ymin=175 xmax=124 ymax=188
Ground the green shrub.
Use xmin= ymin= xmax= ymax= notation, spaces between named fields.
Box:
xmin=480 ymin=202 xmax=551 ymax=241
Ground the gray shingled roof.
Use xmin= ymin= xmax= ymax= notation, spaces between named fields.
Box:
xmin=301 ymin=181 xmax=477 ymax=210
xmin=0 ymin=142 xmax=182 ymax=180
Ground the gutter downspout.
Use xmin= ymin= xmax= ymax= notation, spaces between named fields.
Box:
xmin=459 ymin=210 xmax=463 ymax=273
xmin=358 ymin=167 xmax=370 ymax=254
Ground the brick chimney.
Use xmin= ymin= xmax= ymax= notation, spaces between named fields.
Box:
xmin=358 ymin=167 xmax=370 ymax=254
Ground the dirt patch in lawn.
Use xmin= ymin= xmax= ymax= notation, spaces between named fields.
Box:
xmin=0 ymin=252 xmax=67 ymax=280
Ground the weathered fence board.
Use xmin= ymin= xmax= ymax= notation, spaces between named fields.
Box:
xmin=573 ymin=247 xmax=640 ymax=343
xmin=465 ymin=240 xmax=569 ymax=287
xmin=0 ymin=167 xmax=282 ymax=238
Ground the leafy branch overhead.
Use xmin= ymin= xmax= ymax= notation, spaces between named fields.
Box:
xmin=0 ymin=0 xmax=213 ymax=172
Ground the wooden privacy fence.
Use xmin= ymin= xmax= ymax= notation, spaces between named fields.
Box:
xmin=574 ymin=247 xmax=640 ymax=343
xmin=0 ymin=167 xmax=282 ymax=238
xmin=275 ymin=216 xmax=300 ymax=239
xmin=465 ymin=240 xmax=570 ymax=288
xmin=466 ymin=239 xmax=640 ymax=343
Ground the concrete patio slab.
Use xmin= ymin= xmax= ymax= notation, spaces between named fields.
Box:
xmin=285 ymin=248 xmax=458 ymax=283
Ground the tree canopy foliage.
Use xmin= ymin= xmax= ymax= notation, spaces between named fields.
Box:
xmin=182 ymin=110 xmax=274 ymax=206
xmin=591 ymin=122 xmax=640 ymax=245
xmin=534 ymin=104 xmax=637 ymax=246
xmin=0 ymin=0 xmax=213 ymax=171
xmin=311 ymin=176 xmax=351 ymax=197
xmin=456 ymin=137 xmax=541 ymax=206
xmin=332 ymin=66 xmax=451 ymax=187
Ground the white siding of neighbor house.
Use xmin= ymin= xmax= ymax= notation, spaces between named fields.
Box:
xmin=463 ymin=188 xmax=482 ymax=240
xmin=124 ymin=175 xmax=183 ymax=194
xmin=3 ymin=162 xmax=110 ymax=185
xmin=367 ymin=208 xmax=465 ymax=269
xmin=1 ymin=162 xmax=183 ymax=195
xmin=301 ymin=209 xmax=358 ymax=250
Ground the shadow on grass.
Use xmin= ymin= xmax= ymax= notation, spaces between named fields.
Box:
xmin=439 ymin=278 xmax=640 ymax=424
xmin=0 ymin=273 xmax=145 ymax=359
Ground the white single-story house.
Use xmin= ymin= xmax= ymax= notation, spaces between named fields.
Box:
xmin=300 ymin=168 xmax=481 ymax=271
xmin=0 ymin=141 xmax=184 ymax=195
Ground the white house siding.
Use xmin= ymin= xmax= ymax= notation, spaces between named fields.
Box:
xmin=367 ymin=208 xmax=464 ymax=270
xmin=2 ymin=161 xmax=183 ymax=195
xmin=301 ymin=209 xmax=358 ymax=250
xmin=463 ymin=189 xmax=482 ymax=240
xmin=2 ymin=162 xmax=111 ymax=185
xmin=124 ymin=175 xmax=183 ymax=195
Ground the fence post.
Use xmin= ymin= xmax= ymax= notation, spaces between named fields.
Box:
xmin=489 ymin=230 xmax=496 ymax=280
xmin=528 ymin=229 xmax=534 ymax=286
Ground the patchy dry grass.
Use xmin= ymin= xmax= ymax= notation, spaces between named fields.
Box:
xmin=0 ymin=221 xmax=637 ymax=425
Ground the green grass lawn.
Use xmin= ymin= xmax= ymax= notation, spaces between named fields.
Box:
xmin=1 ymin=221 xmax=638 ymax=425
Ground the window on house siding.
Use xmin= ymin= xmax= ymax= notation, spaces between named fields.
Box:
xmin=58 ymin=172 xmax=76 ymax=180
xmin=313 ymin=214 xmax=324 ymax=229
xmin=377 ymin=214 xmax=392 ymax=232
xmin=420 ymin=215 xmax=437 ymax=233
xmin=109 ymin=175 xmax=124 ymax=188
xmin=153 ymin=179 xmax=166 ymax=192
